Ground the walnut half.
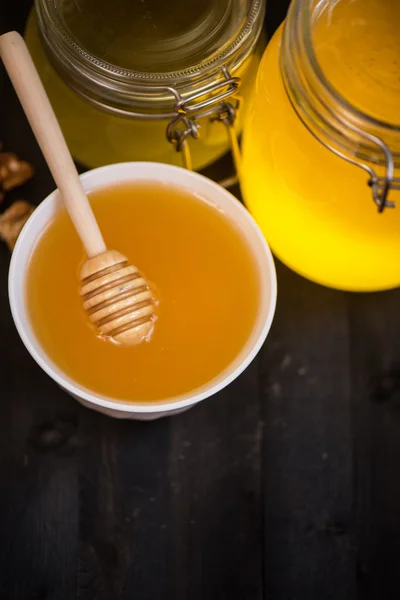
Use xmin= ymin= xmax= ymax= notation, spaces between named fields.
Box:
xmin=0 ymin=201 xmax=35 ymax=251
xmin=0 ymin=152 xmax=34 ymax=194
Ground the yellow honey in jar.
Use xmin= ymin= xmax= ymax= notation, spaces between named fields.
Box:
xmin=25 ymin=0 xmax=265 ymax=169
xmin=26 ymin=182 xmax=260 ymax=402
xmin=242 ymin=0 xmax=400 ymax=291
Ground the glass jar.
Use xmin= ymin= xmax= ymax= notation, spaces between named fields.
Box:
xmin=242 ymin=0 xmax=400 ymax=291
xmin=25 ymin=0 xmax=265 ymax=171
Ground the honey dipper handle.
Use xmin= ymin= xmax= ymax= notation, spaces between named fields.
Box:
xmin=0 ymin=31 xmax=106 ymax=257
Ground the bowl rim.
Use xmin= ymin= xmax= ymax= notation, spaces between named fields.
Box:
xmin=8 ymin=162 xmax=277 ymax=413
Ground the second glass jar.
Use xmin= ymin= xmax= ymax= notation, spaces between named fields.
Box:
xmin=242 ymin=0 xmax=400 ymax=291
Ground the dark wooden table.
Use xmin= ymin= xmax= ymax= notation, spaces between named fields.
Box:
xmin=1 ymin=2 xmax=400 ymax=599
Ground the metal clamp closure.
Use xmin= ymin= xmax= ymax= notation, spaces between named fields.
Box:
xmin=310 ymin=119 xmax=399 ymax=213
xmin=166 ymin=68 xmax=241 ymax=184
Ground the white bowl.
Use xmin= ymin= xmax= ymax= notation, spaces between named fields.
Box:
xmin=9 ymin=162 xmax=277 ymax=420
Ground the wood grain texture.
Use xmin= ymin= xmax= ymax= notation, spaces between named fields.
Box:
xmin=1 ymin=2 xmax=400 ymax=600
xmin=348 ymin=291 xmax=400 ymax=600
xmin=260 ymin=263 xmax=355 ymax=600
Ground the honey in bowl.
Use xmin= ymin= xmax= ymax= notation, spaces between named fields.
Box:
xmin=26 ymin=182 xmax=260 ymax=402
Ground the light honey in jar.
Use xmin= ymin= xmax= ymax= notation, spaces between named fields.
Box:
xmin=24 ymin=0 xmax=265 ymax=169
xmin=242 ymin=0 xmax=400 ymax=291
xmin=26 ymin=182 xmax=260 ymax=402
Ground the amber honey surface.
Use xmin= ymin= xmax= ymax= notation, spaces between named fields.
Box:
xmin=27 ymin=182 xmax=260 ymax=402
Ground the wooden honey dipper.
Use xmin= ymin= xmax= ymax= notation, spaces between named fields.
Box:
xmin=0 ymin=32 xmax=156 ymax=345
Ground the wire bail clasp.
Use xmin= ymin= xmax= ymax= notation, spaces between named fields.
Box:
xmin=166 ymin=67 xmax=242 ymax=184
xmin=166 ymin=114 xmax=200 ymax=171
xmin=324 ymin=122 xmax=399 ymax=213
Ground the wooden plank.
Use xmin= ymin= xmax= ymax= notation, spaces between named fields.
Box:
xmin=0 ymin=311 xmax=79 ymax=599
xmin=75 ymin=411 xmax=173 ymax=600
xmin=260 ymin=262 xmax=356 ymax=600
xmin=165 ymin=363 xmax=264 ymax=600
xmin=349 ymin=289 xmax=400 ymax=600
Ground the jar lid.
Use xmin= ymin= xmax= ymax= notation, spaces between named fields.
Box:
xmin=37 ymin=0 xmax=264 ymax=115
xmin=59 ymin=0 xmax=249 ymax=73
